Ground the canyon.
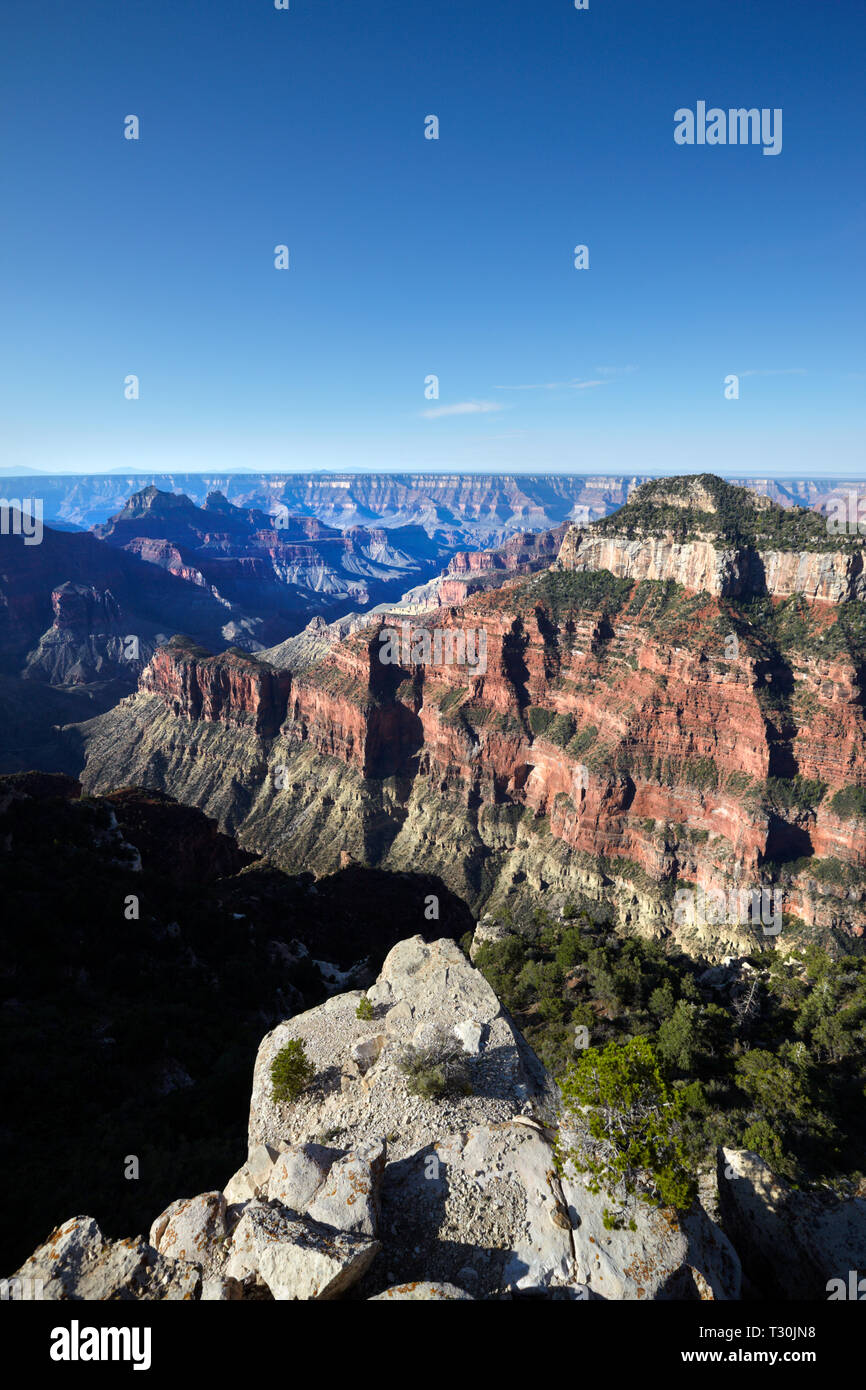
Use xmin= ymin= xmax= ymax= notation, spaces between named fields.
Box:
xmin=2 ymin=471 xmax=648 ymax=536
xmin=0 ymin=485 xmax=453 ymax=769
xmin=93 ymin=485 xmax=445 ymax=635
xmin=6 ymin=470 xmax=866 ymax=538
xmin=7 ymin=473 xmax=866 ymax=1306
xmin=75 ymin=476 xmax=866 ymax=958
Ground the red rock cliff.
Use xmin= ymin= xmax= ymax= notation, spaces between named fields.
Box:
xmin=140 ymin=640 xmax=291 ymax=736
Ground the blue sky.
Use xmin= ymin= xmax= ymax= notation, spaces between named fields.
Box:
xmin=1 ymin=0 xmax=864 ymax=475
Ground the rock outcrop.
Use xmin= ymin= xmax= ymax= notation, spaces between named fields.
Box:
xmin=556 ymin=476 xmax=866 ymax=604
xmin=13 ymin=1217 xmax=202 ymax=1301
xmin=438 ymin=524 xmax=569 ymax=605
xmin=559 ymin=1161 xmax=741 ymax=1301
xmin=13 ymin=936 xmax=742 ymax=1301
xmin=717 ymin=1147 xmax=866 ymax=1300
xmin=22 ymin=582 xmax=141 ymax=686
xmin=139 ymin=638 xmax=291 ymax=736
xmin=557 ymin=529 xmax=866 ymax=605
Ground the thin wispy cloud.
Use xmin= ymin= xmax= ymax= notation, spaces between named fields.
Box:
xmin=739 ymin=368 xmax=807 ymax=378
xmin=420 ymin=400 xmax=503 ymax=419
xmin=493 ymin=378 xmax=609 ymax=392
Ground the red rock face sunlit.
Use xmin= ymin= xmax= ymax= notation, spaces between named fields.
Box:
xmin=108 ymin=486 xmax=866 ymax=952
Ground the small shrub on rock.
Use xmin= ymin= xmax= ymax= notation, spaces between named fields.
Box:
xmin=556 ymin=1035 xmax=695 ymax=1230
xmin=397 ymin=1027 xmax=472 ymax=1100
xmin=270 ymin=1038 xmax=315 ymax=1105
xmin=355 ymin=995 xmax=375 ymax=1021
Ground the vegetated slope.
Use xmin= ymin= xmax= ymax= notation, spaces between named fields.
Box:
xmin=469 ymin=906 xmax=866 ymax=1198
xmin=591 ymin=474 xmax=842 ymax=550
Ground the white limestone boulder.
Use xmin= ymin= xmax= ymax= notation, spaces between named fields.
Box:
xmin=369 ymin=1281 xmax=474 ymax=1300
xmin=305 ymin=1139 xmax=386 ymax=1237
xmin=13 ymin=1216 xmax=201 ymax=1301
xmin=225 ymin=1199 xmax=379 ymax=1299
xmin=149 ymin=1191 xmax=228 ymax=1277
xmin=267 ymin=1144 xmax=332 ymax=1211
xmin=247 ymin=936 xmax=554 ymax=1166
xmin=371 ymin=1121 xmax=575 ymax=1297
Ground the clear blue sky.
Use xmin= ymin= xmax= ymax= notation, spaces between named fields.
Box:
xmin=1 ymin=0 xmax=864 ymax=475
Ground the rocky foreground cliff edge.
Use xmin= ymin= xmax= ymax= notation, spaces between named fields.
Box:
xmin=15 ymin=934 xmax=862 ymax=1302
